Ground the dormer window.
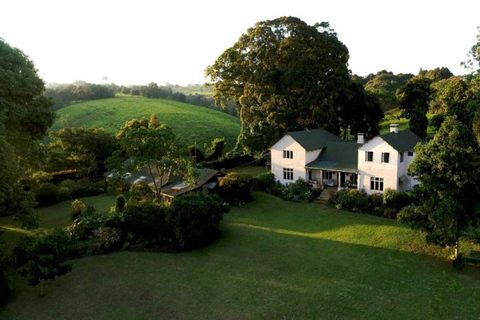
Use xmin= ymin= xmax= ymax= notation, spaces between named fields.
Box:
xmin=283 ymin=150 xmax=293 ymax=159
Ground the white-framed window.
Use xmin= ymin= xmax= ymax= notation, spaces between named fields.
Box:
xmin=407 ymin=151 xmax=414 ymax=157
xmin=365 ymin=151 xmax=373 ymax=162
xmin=370 ymin=177 xmax=384 ymax=191
xmin=400 ymin=152 xmax=404 ymax=163
xmin=283 ymin=168 xmax=293 ymax=180
xmin=382 ymin=152 xmax=390 ymax=163
xmin=322 ymin=171 xmax=333 ymax=180
xmin=283 ymin=150 xmax=293 ymax=159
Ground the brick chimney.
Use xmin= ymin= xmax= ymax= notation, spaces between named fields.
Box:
xmin=389 ymin=124 xmax=399 ymax=133
xmin=357 ymin=133 xmax=365 ymax=144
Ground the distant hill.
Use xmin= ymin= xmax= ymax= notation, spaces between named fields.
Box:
xmin=172 ymin=84 xmax=214 ymax=96
xmin=52 ymin=96 xmax=241 ymax=150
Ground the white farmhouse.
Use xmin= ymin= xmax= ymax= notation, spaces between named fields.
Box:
xmin=358 ymin=124 xmax=422 ymax=195
xmin=270 ymin=124 xmax=422 ymax=194
xmin=270 ymin=129 xmax=343 ymax=185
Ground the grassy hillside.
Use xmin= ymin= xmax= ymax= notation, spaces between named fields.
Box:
xmin=1 ymin=193 xmax=479 ymax=318
xmin=51 ymin=96 xmax=241 ymax=150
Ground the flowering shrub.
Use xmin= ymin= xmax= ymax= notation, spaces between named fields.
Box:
xmin=92 ymin=227 xmax=121 ymax=250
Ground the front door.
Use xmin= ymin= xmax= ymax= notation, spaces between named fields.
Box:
xmin=340 ymin=172 xmax=346 ymax=188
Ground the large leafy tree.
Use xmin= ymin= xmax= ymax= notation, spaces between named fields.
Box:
xmin=364 ymin=70 xmax=414 ymax=111
xmin=398 ymin=116 xmax=480 ymax=259
xmin=108 ymin=117 xmax=196 ymax=197
xmin=47 ymin=127 xmax=117 ymax=178
xmin=206 ymin=16 xmax=351 ymax=153
xmin=15 ymin=228 xmax=72 ymax=296
xmin=437 ymin=76 xmax=478 ymax=127
xmin=0 ymin=38 xmax=54 ymax=226
xmin=336 ymin=81 xmax=384 ymax=139
xmin=397 ymin=76 xmax=433 ymax=139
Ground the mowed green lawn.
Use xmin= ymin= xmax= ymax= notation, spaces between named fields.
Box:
xmin=51 ymin=96 xmax=241 ymax=150
xmin=1 ymin=192 xmax=480 ymax=319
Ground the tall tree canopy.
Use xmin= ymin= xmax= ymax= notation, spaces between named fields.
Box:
xmin=206 ymin=17 xmax=351 ymax=153
xmin=398 ymin=116 xmax=480 ymax=259
xmin=462 ymin=26 xmax=480 ymax=75
xmin=0 ymin=38 xmax=54 ymax=220
xmin=422 ymin=67 xmax=453 ymax=82
xmin=397 ymin=76 xmax=433 ymax=139
xmin=363 ymin=70 xmax=414 ymax=111
xmin=336 ymin=81 xmax=384 ymax=139
xmin=47 ymin=127 xmax=117 ymax=178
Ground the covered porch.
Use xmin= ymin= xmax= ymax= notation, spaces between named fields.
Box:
xmin=305 ymin=141 xmax=360 ymax=190
xmin=307 ymin=168 xmax=358 ymax=190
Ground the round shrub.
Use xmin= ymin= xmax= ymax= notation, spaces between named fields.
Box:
xmin=253 ymin=172 xmax=275 ymax=192
xmin=279 ymin=179 xmax=320 ymax=202
xmin=69 ymin=210 xmax=107 ymax=241
xmin=35 ymin=182 xmax=60 ymax=207
xmin=58 ymin=187 xmax=72 ymax=200
xmin=119 ymin=203 xmax=171 ymax=247
xmin=169 ymin=193 xmax=229 ymax=250
xmin=218 ymin=173 xmax=253 ymax=205
xmin=128 ymin=181 xmax=153 ymax=203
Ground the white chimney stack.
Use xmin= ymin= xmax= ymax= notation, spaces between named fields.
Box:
xmin=357 ymin=133 xmax=364 ymax=144
xmin=389 ymin=124 xmax=399 ymax=133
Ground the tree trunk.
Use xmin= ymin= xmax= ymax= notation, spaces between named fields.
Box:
xmin=40 ymin=280 xmax=44 ymax=296
xmin=146 ymin=164 xmax=159 ymax=195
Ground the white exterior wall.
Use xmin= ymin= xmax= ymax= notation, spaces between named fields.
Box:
xmin=271 ymin=136 xmax=318 ymax=185
xmin=397 ymin=150 xmax=419 ymax=191
xmin=358 ymin=137 xmax=399 ymax=195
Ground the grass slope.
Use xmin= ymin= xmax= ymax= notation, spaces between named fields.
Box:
xmin=1 ymin=193 xmax=479 ymax=319
xmin=0 ymin=195 xmax=115 ymax=243
xmin=51 ymin=96 xmax=241 ymax=150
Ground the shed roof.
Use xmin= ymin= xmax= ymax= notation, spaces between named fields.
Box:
xmin=287 ymin=129 xmax=343 ymax=151
xmin=104 ymin=158 xmax=170 ymax=187
xmin=160 ymin=168 xmax=221 ymax=198
xmin=380 ymin=130 xmax=422 ymax=153
xmin=306 ymin=141 xmax=359 ymax=173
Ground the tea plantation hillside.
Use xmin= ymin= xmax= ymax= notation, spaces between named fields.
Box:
xmin=51 ymin=96 xmax=241 ymax=149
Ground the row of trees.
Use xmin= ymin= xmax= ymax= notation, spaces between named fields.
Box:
xmin=397 ymin=71 xmax=480 ymax=140
xmin=399 ymin=28 xmax=480 ymax=261
xmin=45 ymin=82 xmax=116 ymax=111
xmin=122 ymin=83 xmax=238 ymax=116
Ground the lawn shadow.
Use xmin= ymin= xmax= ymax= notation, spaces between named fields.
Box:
xmin=215 ymin=220 xmax=480 ymax=319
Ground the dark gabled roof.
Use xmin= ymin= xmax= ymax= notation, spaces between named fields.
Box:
xmin=380 ymin=130 xmax=422 ymax=153
xmin=287 ymin=129 xmax=343 ymax=151
xmin=305 ymin=141 xmax=359 ymax=172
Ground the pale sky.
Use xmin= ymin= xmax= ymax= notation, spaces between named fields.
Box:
xmin=1 ymin=0 xmax=479 ymax=86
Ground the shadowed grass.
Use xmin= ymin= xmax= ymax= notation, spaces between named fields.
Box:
xmin=0 ymin=194 xmax=115 ymax=243
xmin=227 ymin=165 xmax=268 ymax=177
xmin=1 ymin=193 xmax=479 ymax=319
